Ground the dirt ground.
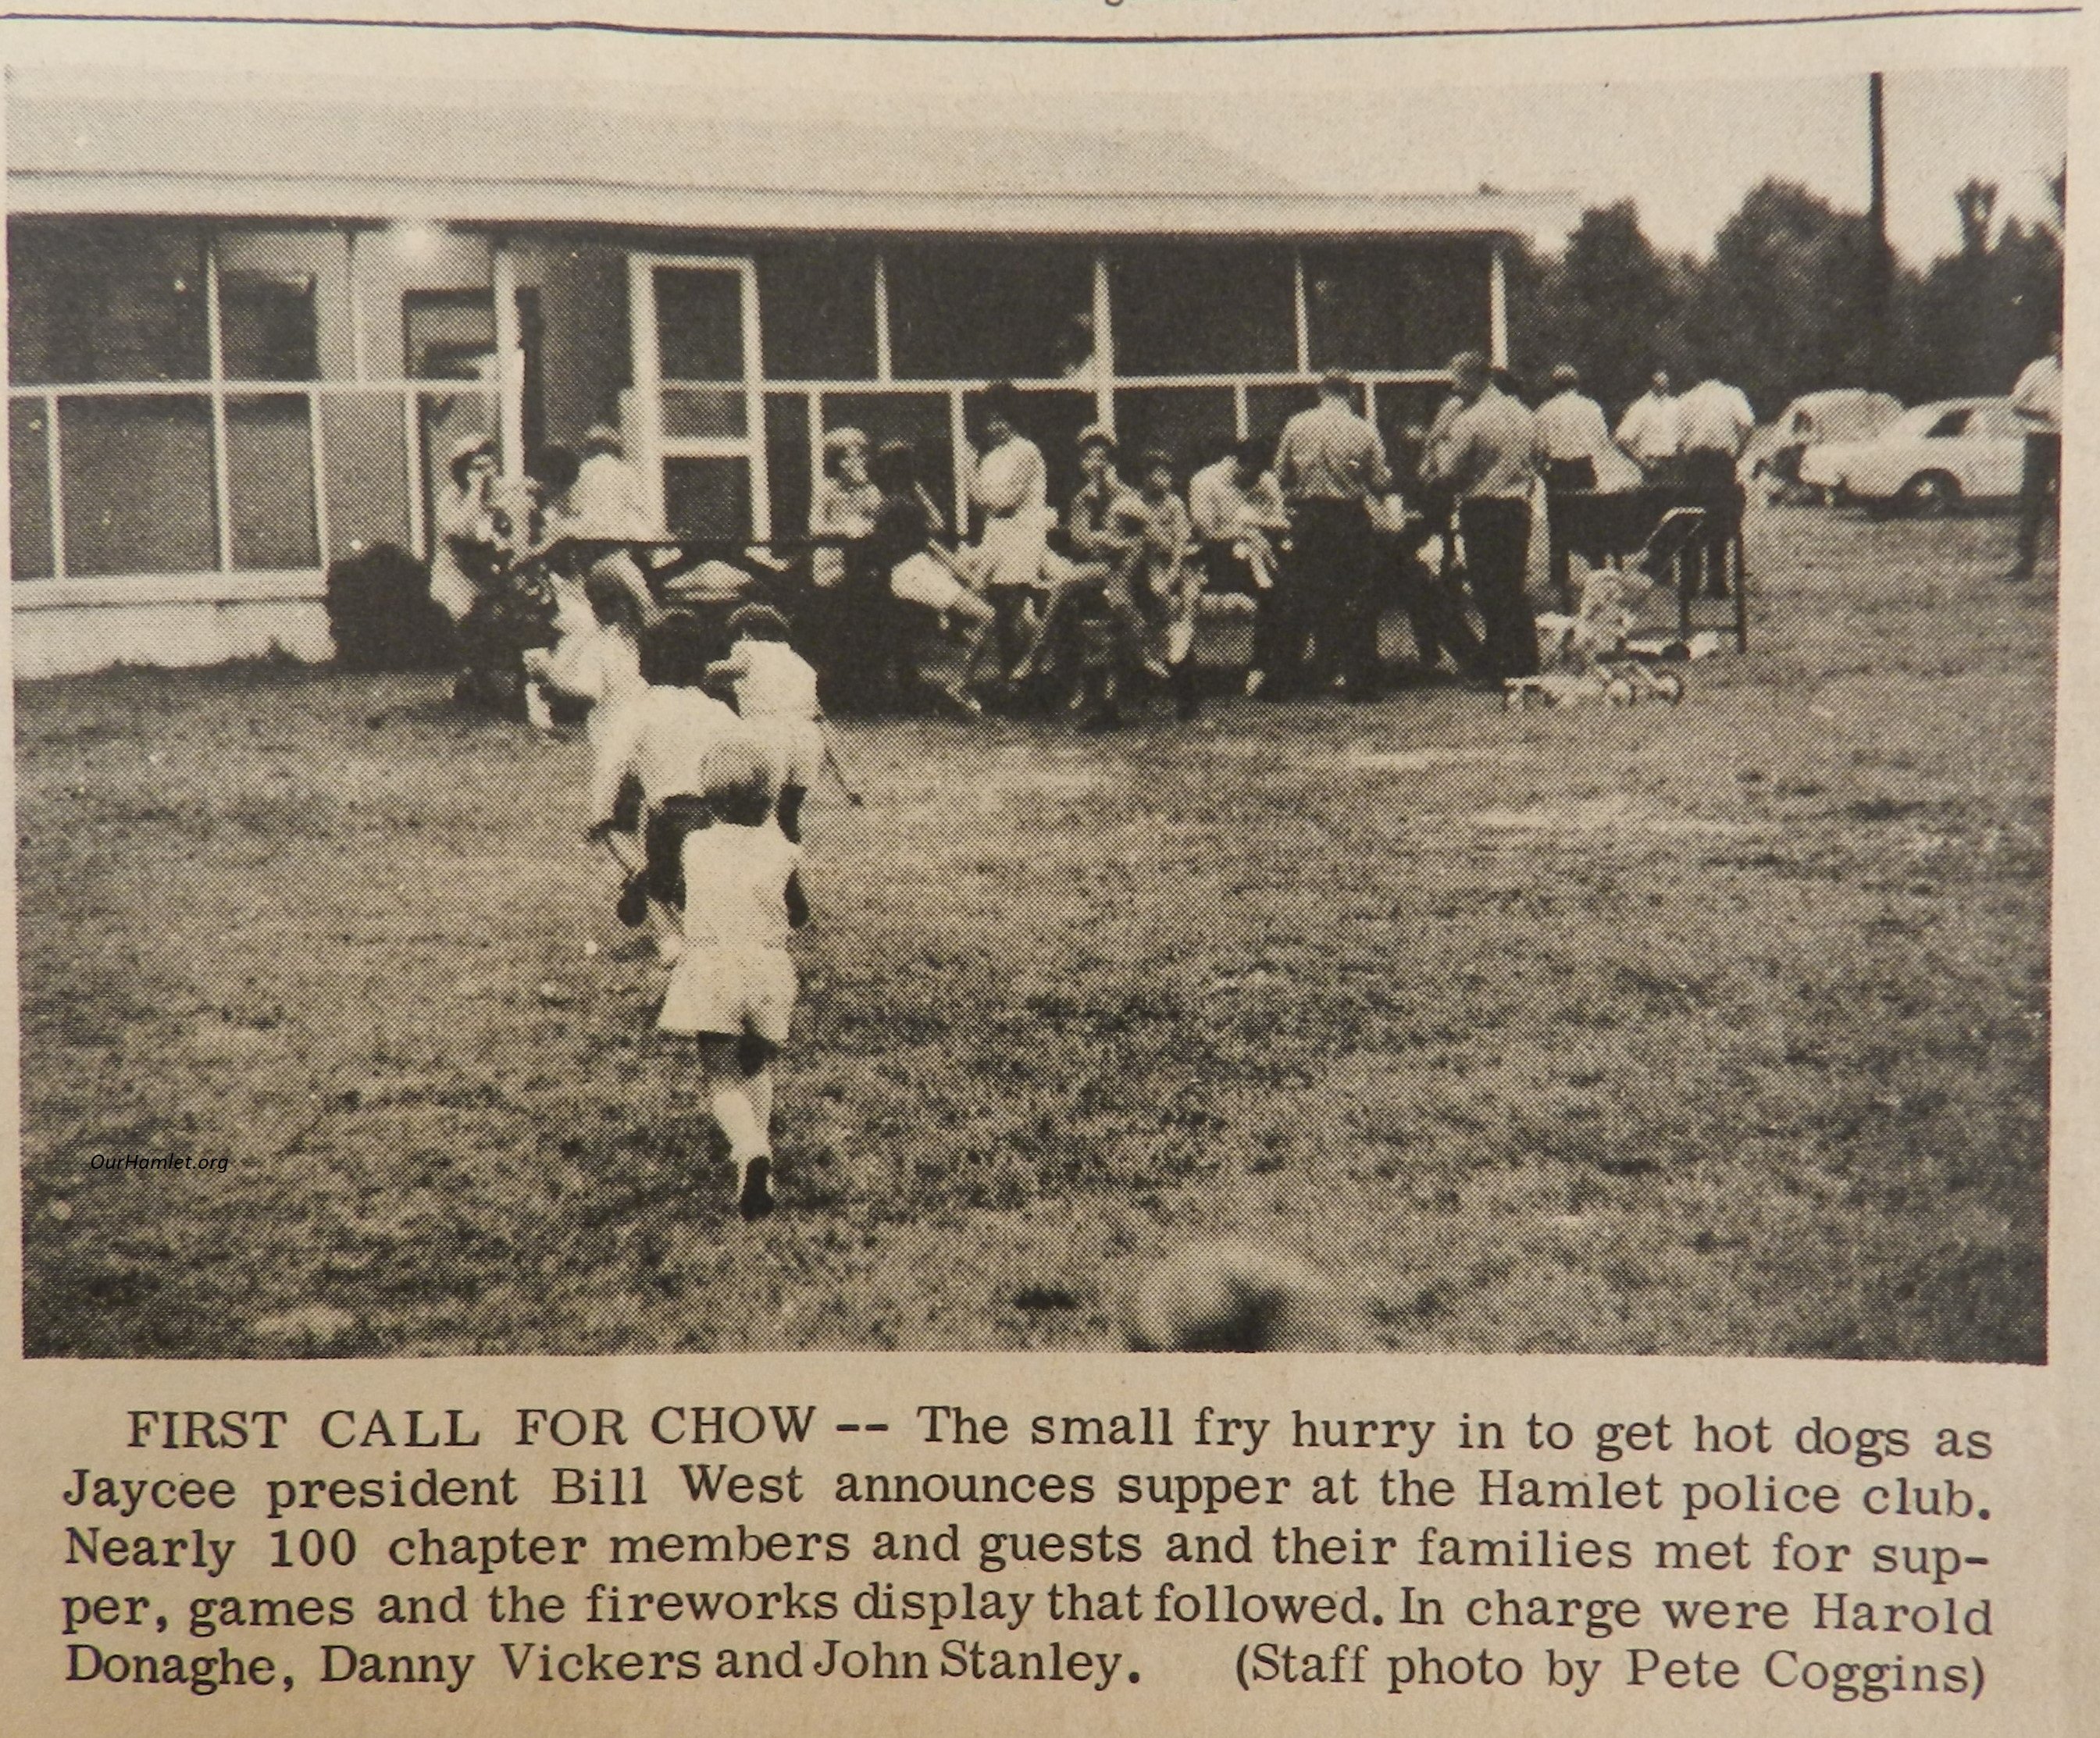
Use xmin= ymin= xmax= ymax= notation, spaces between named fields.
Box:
xmin=16 ymin=506 xmax=2052 ymax=1360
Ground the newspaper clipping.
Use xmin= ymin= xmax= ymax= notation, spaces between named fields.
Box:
xmin=0 ymin=1 xmax=2088 ymax=1732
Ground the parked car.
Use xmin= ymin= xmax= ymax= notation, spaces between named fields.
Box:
xmin=1797 ymin=397 xmax=2025 ymax=515
xmin=1748 ymin=389 xmax=1903 ymax=502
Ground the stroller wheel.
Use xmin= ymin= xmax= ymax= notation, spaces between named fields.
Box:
xmin=1656 ymin=672 xmax=1686 ymax=705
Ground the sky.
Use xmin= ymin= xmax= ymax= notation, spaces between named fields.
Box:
xmin=10 ymin=23 xmax=2068 ymax=268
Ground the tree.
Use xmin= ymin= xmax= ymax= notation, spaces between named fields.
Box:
xmin=1680 ymin=180 xmax=1881 ymax=415
xmin=1506 ymin=201 xmax=1688 ymax=412
xmin=1891 ymin=182 xmax=2061 ymax=401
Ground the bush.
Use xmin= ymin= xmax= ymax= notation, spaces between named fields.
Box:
xmin=325 ymin=543 xmax=456 ymax=672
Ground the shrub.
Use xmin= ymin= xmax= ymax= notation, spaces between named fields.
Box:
xmin=325 ymin=543 xmax=456 ymax=672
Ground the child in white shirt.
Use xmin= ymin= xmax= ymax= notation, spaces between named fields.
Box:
xmin=525 ymin=562 xmax=647 ymax=744
xmin=657 ymin=735 xmax=811 ymax=1221
xmin=587 ymin=612 xmax=743 ymax=955
xmin=708 ymin=604 xmax=824 ymax=843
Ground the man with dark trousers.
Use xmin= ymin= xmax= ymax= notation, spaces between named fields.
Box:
xmin=1273 ymin=368 xmax=1392 ymax=700
xmin=1430 ymin=351 xmax=1544 ymax=682
xmin=2006 ymin=329 xmax=2062 ymax=582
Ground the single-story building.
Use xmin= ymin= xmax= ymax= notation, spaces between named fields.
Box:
xmin=7 ymin=69 xmax=1574 ymax=677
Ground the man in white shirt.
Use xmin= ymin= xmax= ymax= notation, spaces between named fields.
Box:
xmin=1674 ymin=375 xmax=1756 ymax=600
xmin=2007 ymin=330 xmax=2062 ymax=581
xmin=1536 ymin=364 xmax=1614 ymax=609
xmin=1430 ymin=351 xmax=1546 ymax=680
xmin=1616 ymin=370 xmax=1681 ymax=480
xmin=1275 ymin=369 xmax=1393 ymax=700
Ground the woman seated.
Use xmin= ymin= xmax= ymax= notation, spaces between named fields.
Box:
xmin=836 ymin=440 xmax=997 ymax=714
xmin=809 ymin=426 xmax=882 ymax=589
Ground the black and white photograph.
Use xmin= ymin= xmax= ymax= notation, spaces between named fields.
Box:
xmin=9 ymin=34 xmax=2063 ymax=1362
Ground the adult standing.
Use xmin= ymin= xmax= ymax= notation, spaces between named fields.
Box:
xmin=564 ymin=424 xmax=656 ymax=540
xmin=1616 ymin=369 xmax=1681 ymax=483
xmin=1430 ymin=351 xmax=1544 ymax=682
xmin=1674 ymin=374 xmax=1756 ymax=600
xmin=430 ymin=436 xmax=503 ymax=625
xmin=2006 ymin=329 xmax=2062 ymax=582
xmin=543 ymin=424 xmax=660 ymax=623
xmin=968 ymin=381 xmax=1051 ymax=675
xmin=1274 ymin=369 xmax=1392 ymax=701
xmin=1535 ymin=364 xmax=1616 ymax=611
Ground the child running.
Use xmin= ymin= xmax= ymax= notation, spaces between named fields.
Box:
xmin=587 ymin=612 xmax=743 ymax=958
xmin=707 ymin=603 xmax=824 ymax=843
xmin=525 ymin=560 xmax=648 ymax=744
xmin=658 ymin=734 xmax=811 ymax=1222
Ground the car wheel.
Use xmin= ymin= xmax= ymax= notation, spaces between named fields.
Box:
xmin=1899 ymin=471 xmax=1961 ymax=518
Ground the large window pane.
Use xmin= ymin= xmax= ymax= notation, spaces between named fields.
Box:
xmin=1114 ymin=387 xmax=1237 ymax=475
xmin=758 ymin=244 xmax=878 ymax=381
xmin=1111 ymin=244 xmax=1296 ymax=377
xmin=9 ymin=219 xmax=208 ymax=385
xmin=1304 ymin=241 xmax=1492 ymax=372
xmin=228 ymin=395 xmax=319 ymax=569
xmin=820 ymin=392 xmax=957 ymax=529
xmin=654 ymin=268 xmax=746 ymax=383
xmin=62 ymin=396 xmax=216 ymax=575
xmin=11 ymin=400 xmax=55 ymax=580
xmin=221 ymin=272 xmax=319 ymax=381
xmin=404 ymin=290 xmax=495 ymax=380
xmin=887 ymin=242 xmax=1093 ymax=383
xmin=319 ymin=395 xmax=413 ymax=561
xmin=765 ymin=394 xmax=814 ymax=547
xmin=663 ymin=457 xmax=752 ymax=540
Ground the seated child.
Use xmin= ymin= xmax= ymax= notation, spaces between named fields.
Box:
xmin=658 ymin=735 xmax=813 ymax=1223
xmin=587 ymin=612 xmax=743 ymax=956
xmin=707 ymin=603 xmax=823 ymax=842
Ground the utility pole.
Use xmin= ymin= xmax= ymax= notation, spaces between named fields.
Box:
xmin=1866 ymin=73 xmax=1895 ymax=390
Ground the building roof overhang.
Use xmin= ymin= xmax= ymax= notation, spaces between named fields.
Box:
xmin=7 ymin=78 xmax=1577 ymax=243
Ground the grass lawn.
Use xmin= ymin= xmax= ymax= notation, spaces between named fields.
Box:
xmin=16 ymin=507 xmax=2052 ymax=1360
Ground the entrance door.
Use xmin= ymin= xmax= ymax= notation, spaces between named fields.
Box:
xmin=628 ymin=255 xmax=769 ymax=541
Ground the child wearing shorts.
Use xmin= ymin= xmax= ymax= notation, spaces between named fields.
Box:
xmin=658 ymin=735 xmax=812 ymax=1222
xmin=708 ymin=604 xmax=823 ymax=843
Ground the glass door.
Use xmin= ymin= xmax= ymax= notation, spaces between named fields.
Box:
xmin=628 ymin=255 xmax=769 ymax=541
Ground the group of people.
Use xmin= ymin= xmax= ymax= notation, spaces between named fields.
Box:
xmin=809 ymin=356 xmax=1761 ymax=721
xmin=808 ymin=386 xmax=1218 ymax=726
xmin=430 ymin=423 xmax=661 ymax=724
xmin=521 ymin=557 xmax=829 ymax=1223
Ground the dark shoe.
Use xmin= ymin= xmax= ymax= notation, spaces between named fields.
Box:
xmin=615 ymin=875 xmax=649 ymax=929
xmin=2002 ymin=564 xmax=2036 ymax=582
xmin=738 ymin=1156 xmax=775 ymax=1222
xmin=1078 ymin=707 xmax=1125 ymax=734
